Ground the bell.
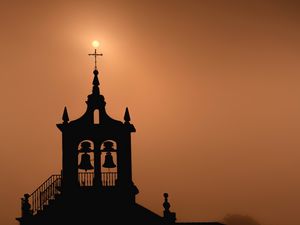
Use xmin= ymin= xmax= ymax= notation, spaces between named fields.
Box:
xmin=102 ymin=152 xmax=116 ymax=168
xmin=78 ymin=153 xmax=94 ymax=171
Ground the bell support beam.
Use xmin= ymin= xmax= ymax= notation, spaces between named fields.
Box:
xmin=93 ymin=141 xmax=102 ymax=187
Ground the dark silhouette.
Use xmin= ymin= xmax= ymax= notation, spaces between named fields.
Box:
xmin=223 ymin=214 xmax=261 ymax=225
xmin=16 ymin=49 xmax=224 ymax=225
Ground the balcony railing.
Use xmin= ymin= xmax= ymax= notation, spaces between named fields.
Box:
xmin=101 ymin=172 xmax=118 ymax=186
xmin=78 ymin=172 xmax=118 ymax=187
xmin=78 ymin=172 xmax=94 ymax=186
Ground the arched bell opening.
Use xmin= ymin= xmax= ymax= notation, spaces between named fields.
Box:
xmin=77 ymin=140 xmax=94 ymax=186
xmin=100 ymin=140 xmax=118 ymax=186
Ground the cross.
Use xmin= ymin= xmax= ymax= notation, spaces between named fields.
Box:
xmin=88 ymin=49 xmax=103 ymax=69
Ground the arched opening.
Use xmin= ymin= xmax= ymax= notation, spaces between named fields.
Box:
xmin=93 ymin=109 xmax=100 ymax=124
xmin=100 ymin=140 xmax=118 ymax=186
xmin=77 ymin=140 xmax=94 ymax=186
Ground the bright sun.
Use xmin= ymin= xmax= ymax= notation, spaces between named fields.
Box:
xmin=92 ymin=40 xmax=100 ymax=48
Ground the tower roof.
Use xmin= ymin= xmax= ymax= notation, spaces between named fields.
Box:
xmin=57 ymin=49 xmax=135 ymax=133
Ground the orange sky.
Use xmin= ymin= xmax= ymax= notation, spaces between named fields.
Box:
xmin=0 ymin=1 xmax=300 ymax=225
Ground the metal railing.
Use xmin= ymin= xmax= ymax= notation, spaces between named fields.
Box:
xmin=101 ymin=172 xmax=118 ymax=186
xmin=29 ymin=172 xmax=118 ymax=215
xmin=29 ymin=172 xmax=118 ymax=214
xmin=78 ymin=172 xmax=94 ymax=186
xmin=30 ymin=175 xmax=61 ymax=215
xmin=79 ymin=172 xmax=118 ymax=187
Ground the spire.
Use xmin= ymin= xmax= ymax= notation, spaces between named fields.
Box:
xmin=93 ymin=70 xmax=100 ymax=86
xmin=88 ymin=43 xmax=103 ymax=96
xmin=92 ymin=69 xmax=100 ymax=95
xmin=62 ymin=106 xmax=69 ymax=124
xmin=124 ymin=107 xmax=131 ymax=123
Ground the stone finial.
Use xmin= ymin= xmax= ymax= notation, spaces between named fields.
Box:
xmin=163 ymin=193 xmax=176 ymax=223
xmin=124 ymin=107 xmax=131 ymax=123
xmin=163 ymin=193 xmax=170 ymax=211
xmin=62 ymin=107 xmax=69 ymax=124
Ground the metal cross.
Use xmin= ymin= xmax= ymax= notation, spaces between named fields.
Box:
xmin=88 ymin=49 xmax=103 ymax=69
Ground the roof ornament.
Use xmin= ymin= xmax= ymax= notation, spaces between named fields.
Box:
xmin=163 ymin=193 xmax=176 ymax=223
xmin=62 ymin=106 xmax=69 ymax=124
xmin=124 ymin=107 xmax=131 ymax=123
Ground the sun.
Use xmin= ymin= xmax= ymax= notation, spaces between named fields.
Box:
xmin=92 ymin=40 xmax=100 ymax=49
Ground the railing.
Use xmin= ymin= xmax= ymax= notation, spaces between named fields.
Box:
xmin=30 ymin=175 xmax=61 ymax=215
xmin=78 ymin=172 xmax=118 ymax=187
xmin=78 ymin=172 xmax=94 ymax=186
xmin=28 ymin=172 xmax=117 ymax=215
xmin=101 ymin=172 xmax=118 ymax=186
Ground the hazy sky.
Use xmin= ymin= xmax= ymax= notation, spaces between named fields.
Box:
xmin=0 ymin=1 xmax=300 ymax=225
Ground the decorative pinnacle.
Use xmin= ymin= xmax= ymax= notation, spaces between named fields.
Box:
xmin=92 ymin=69 xmax=100 ymax=95
xmin=124 ymin=107 xmax=131 ymax=123
xmin=93 ymin=69 xmax=100 ymax=86
xmin=163 ymin=193 xmax=176 ymax=222
xmin=62 ymin=106 xmax=69 ymax=123
xmin=163 ymin=193 xmax=171 ymax=211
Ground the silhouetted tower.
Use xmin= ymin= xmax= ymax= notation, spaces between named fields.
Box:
xmin=57 ymin=67 xmax=138 ymax=203
xmin=16 ymin=47 xmax=224 ymax=225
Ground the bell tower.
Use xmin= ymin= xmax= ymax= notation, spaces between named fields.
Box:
xmin=17 ymin=44 xmax=224 ymax=225
xmin=56 ymin=47 xmax=138 ymax=203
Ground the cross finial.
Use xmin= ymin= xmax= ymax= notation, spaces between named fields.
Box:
xmin=88 ymin=41 xmax=103 ymax=69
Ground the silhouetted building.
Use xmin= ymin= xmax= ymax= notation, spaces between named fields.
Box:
xmin=16 ymin=50 xmax=224 ymax=225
